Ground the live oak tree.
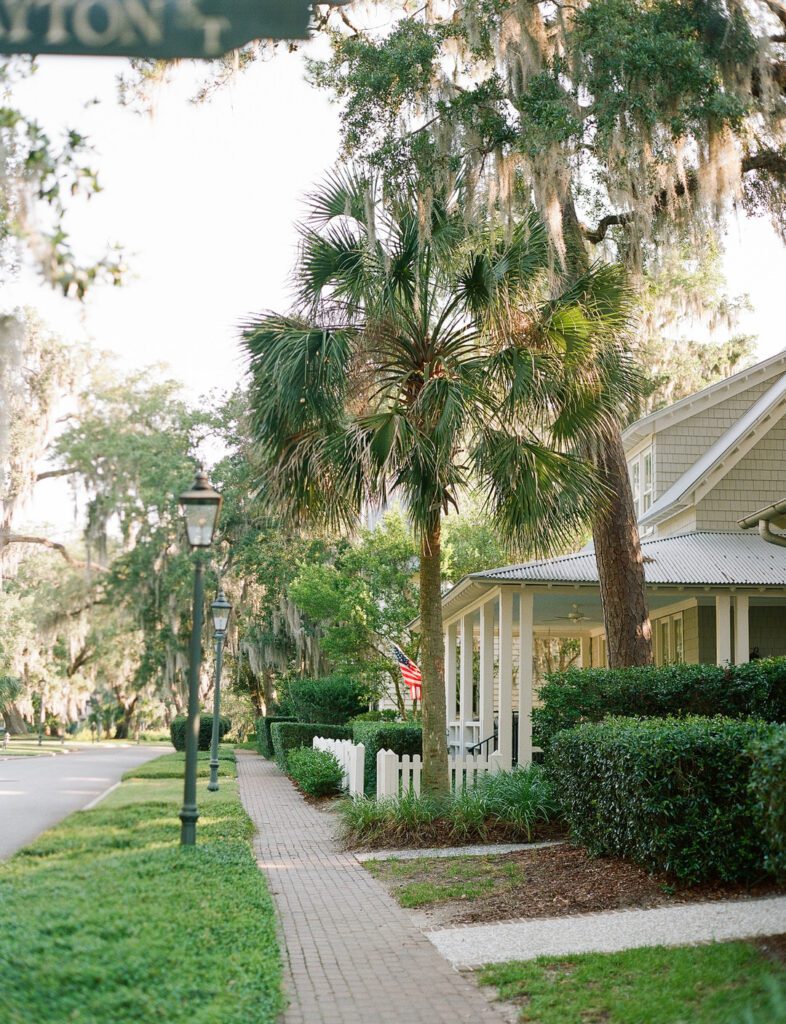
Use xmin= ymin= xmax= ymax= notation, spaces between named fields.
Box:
xmin=243 ymin=171 xmax=640 ymax=793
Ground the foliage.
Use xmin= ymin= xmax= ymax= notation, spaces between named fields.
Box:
xmin=478 ymin=942 xmax=786 ymax=1024
xmin=351 ymin=721 xmax=423 ymax=794
xmin=169 ymin=714 xmax=230 ymax=752
xmin=350 ymin=709 xmax=398 ymax=723
xmin=365 ymin=853 xmax=526 ymax=909
xmin=255 ymin=715 xmax=296 ymax=759
xmin=0 ymin=761 xmax=283 ymax=1024
xmin=750 ymin=728 xmax=786 ymax=881
xmin=123 ymin=748 xmax=235 ymax=780
xmin=338 ymin=766 xmax=557 ymax=848
xmin=270 ymin=721 xmax=352 ymax=770
xmin=534 ymin=660 xmax=786 ymax=748
xmin=548 ymin=717 xmax=774 ymax=882
xmin=288 ymin=675 xmax=368 ymax=725
xmin=440 ymin=499 xmax=512 ymax=582
xmin=286 ymin=746 xmax=344 ymax=796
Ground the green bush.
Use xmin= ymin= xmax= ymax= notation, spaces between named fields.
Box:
xmin=350 ymin=709 xmax=399 ymax=723
xmin=270 ymin=721 xmax=352 ymax=770
xmin=287 ymin=747 xmax=344 ymax=797
xmin=534 ymin=659 xmax=786 ymax=748
xmin=548 ymin=716 xmax=774 ymax=883
xmin=288 ymin=675 xmax=367 ymax=725
xmin=750 ymin=726 xmax=786 ymax=880
xmin=351 ymin=721 xmax=422 ymax=794
xmin=170 ymin=714 xmax=230 ymax=752
xmin=255 ymin=716 xmax=297 ymax=758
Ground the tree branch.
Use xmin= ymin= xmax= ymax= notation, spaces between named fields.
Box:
xmin=0 ymin=532 xmax=108 ymax=572
xmin=36 ymin=467 xmax=78 ymax=483
xmin=762 ymin=0 xmax=786 ymax=31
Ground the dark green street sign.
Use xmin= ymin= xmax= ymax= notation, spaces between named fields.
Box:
xmin=0 ymin=1 xmax=312 ymax=59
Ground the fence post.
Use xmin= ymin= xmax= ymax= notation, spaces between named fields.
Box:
xmin=349 ymin=742 xmax=365 ymax=797
xmin=488 ymin=751 xmax=504 ymax=775
xmin=377 ymin=748 xmax=398 ymax=799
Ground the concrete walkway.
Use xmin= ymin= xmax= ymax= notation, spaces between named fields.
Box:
xmin=0 ymin=743 xmax=169 ymax=859
xmin=236 ymin=752 xmax=506 ymax=1024
xmin=427 ymin=895 xmax=786 ymax=968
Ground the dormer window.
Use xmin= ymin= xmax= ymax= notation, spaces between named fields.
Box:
xmin=628 ymin=445 xmax=654 ymax=521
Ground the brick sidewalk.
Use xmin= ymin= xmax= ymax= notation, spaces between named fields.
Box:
xmin=236 ymin=752 xmax=506 ymax=1024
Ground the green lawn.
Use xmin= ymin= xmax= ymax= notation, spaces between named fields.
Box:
xmin=123 ymin=746 xmax=235 ymax=780
xmin=0 ymin=753 xmax=283 ymax=1024
xmin=479 ymin=942 xmax=786 ymax=1024
xmin=365 ymin=854 xmax=527 ymax=908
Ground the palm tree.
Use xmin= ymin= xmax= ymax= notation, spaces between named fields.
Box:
xmin=242 ymin=170 xmax=640 ymax=796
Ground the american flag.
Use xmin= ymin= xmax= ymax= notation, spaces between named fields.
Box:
xmin=391 ymin=642 xmax=422 ymax=701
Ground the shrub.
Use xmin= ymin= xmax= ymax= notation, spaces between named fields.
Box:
xmin=288 ymin=675 xmax=367 ymax=725
xmin=750 ymin=726 xmax=786 ymax=880
xmin=286 ymin=747 xmax=344 ymax=797
xmin=534 ymin=659 xmax=786 ymax=748
xmin=170 ymin=714 xmax=230 ymax=752
xmin=350 ymin=709 xmax=399 ymax=723
xmin=255 ymin=716 xmax=297 ymax=759
xmin=351 ymin=721 xmax=422 ymax=793
xmin=270 ymin=721 xmax=352 ymax=770
xmin=548 ymin=716 xmax=774 ymax=883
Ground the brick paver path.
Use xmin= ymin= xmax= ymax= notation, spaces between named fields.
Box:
xmin=236 ymin=752 xmax=506 ymax=1024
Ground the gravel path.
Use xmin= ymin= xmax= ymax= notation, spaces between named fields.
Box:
xmin=427 ymin=895 xmax=786 ymax=967
xmin=355 ymin=841 xmax=563 ymax=862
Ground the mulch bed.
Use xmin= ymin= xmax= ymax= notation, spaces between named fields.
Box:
xmin=373 ymin=844 xmax=786 ymax=927
xmin=752 ymin=934 xmax=786 ymax=965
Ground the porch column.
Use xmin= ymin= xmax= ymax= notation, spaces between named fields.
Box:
xmin=734 ymin=595 xmax=750 ymax=665
xmin=479 ymin=599 xmax=495 ymax=750
xmin=445 ymin=621 xmax=458 ymax=725
xmin=518 ymin=589 xmax=534 ymax=766
xmin=580 ymin=636 xmax=591 ymax=668
xmin=716 ymin=594 xmax=732 ymax=665
xmin=459 ymin=612 xmax=474 ymax=756
xmin=498 ymin=589 xmax=514 ymax=767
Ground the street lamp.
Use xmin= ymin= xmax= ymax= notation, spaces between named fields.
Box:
xmin=178 ymin=467 xmax=222 ymax=847
xmin=207 ymin=589 xmax=232 ymax=792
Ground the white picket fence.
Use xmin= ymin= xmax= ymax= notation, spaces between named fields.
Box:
xmin=376 ymin=748 xmax=504 ymax=799
xmin=313 ymin=737 xmax=365 ymax=797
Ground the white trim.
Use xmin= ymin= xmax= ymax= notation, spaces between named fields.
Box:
xmin=498 ymin=589 xmax=514 ymax=766
xmin=442 ymin=585 xmax=502 ymax=629
xmin=518 ymin=590 xmax=534 ymax=766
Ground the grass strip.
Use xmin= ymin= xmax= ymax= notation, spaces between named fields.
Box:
xmin=123 ymin=746 xmax=235 ymax=780
xmin=365 ymin=854 xmax=526 ymax=908
xmin=0 ymin=753 xmax=283 ymax=1024
xmin=478 ymin=942 xmax=786 ymax=1023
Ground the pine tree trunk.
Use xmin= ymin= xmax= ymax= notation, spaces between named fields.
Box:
xmin=592 ymin=425 xmax=653 ymax=667
xmin=419 ymin=522 xmax=449 ymax=797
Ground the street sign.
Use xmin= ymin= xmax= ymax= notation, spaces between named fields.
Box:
xmin=0 ymin=0 xmax=313 ymax=59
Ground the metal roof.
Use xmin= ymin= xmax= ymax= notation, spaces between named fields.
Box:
xmin=471 ymin=531 xmax=786 ymax=587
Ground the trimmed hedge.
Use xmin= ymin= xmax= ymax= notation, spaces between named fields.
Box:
xmin=287 ymin=747 xmax=344 ymax=797
xmin=255 ymin=716 xmax=297 ymax=759
xmin=270 ymin=721 xmax=352 ymax=770
xmin=351 ymin=722 xmax=422 ymax=794
xmin=750 ymin=727 xmax=786 ymax=880
xmin=170 ymin=714 xmax=230 ymax=752
xmin=288 ymin=676 xmax=367 ymax=725
xmin=548 ymin=716 xmax=774 ymax=883
xmin=534 ymin=659 xmax=786 ymax=748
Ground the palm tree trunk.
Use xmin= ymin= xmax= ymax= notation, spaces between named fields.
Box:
xmin=419 ymin=521 xmax=449 ymax=797
xmin=592 ymin=425 xmax=653 ymax=667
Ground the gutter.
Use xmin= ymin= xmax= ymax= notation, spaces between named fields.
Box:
xmin=738 ymin=498 xmax=786 ymax=547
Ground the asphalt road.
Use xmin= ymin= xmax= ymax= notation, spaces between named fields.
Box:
xmin=0 ymin=744 xmax=170 ymax=859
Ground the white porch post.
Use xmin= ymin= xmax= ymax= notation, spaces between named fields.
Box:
xmin=445 ymin=622 xmax=458 ymax=727
xmin=580 ymin=636 xmax=591 ymax=668
xmin=479 ymin=599 xmax=495 ymax=749
xmin=716 ymin=594 xmax=732 ymax=665
xmin=734 ymin=595 xmax=750 ymax=665
xmin=459 ymin=612 xmax=474 ymax=756
xmin=518 ymin=589 xmax=534 ymax=766
xmin=498 ymin=589 xmax=514 ymax=767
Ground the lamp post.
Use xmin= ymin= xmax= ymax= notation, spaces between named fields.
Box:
xmin=207 ymin=589 xmax=232 ymax=792
xmin=178 ymin=468 xmax=222 ymax=846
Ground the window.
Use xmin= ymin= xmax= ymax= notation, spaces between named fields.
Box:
xmin=655 ymin=612 xmax=685 ymax=665
xmin=673 ymin=616 xmax=684 ymax=663
xmin=631 ymin=462 xmax=641 ymax=518
xmin=643 ymin=451 xmax=653 ymax=512
xmin=627 ymin=445 xmax=654 ymax=521
xmin=659 ymin=619 xmax=671 ymax=664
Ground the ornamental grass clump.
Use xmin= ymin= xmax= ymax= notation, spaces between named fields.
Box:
xmin=287 ymin=747 xmax=344 ymax=797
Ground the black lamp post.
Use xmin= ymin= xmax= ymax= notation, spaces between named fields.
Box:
xmin=207 ymin=589 xmax=232 ymax=792
xmin=178 ymin=467 xmax=222 ymax=846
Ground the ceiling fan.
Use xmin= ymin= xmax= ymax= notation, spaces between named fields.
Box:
xmin=551 ymin=603 xmax=590 ymax=623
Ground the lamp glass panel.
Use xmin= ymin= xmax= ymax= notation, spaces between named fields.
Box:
xmin=183 ymin=502 xmax=219 ymax=547
xmin=212 ymin=603 xmax=231 ymax=632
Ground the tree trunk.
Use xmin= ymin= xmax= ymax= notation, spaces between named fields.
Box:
xmin=2 ymin=702 xmax=27 ymax=734
xmin=419 ymin=522 xmax=449 ymax=797
xmin=592 ymin=425 xmax=653 ymax=667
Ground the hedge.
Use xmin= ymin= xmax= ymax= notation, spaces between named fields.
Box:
xmin=750 ymin=727 xmax=786 ymax=880
xmin=351 ymin=722 xmax=422 ymax=794
xmin=255 ymin=716 xmax=296 ymax=759
xmin=288 ymin=676 xmax=367 ymax=725
xmin=270 ymin=721 xmax=352 ymax=770
xmin=170 ymin=715 xmax=231 ymax=752
xmin=287 ymin=747 xmax=344 ymax=797
xmin=548 ymin=716 xmax=774 ymax=883
xmin=534 ymin=659 xmax=786 ymax=748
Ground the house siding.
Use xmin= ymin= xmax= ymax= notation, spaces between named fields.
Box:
xmin=698 ymin=605 xmax=716 ymax=663
xmin=750 ymin=606 xmax=786 ymax=659
xmin=683 ymin=604 xmax=700 ymax=663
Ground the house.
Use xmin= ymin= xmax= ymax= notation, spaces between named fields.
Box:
xmin=434 ymin=349 xmax=786 ymax=765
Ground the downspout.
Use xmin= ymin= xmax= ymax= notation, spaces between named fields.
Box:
xmin=759 ymin=520 xmax=786 ymax=548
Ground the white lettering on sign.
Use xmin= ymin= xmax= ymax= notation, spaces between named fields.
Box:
xmin=0 ymin=0 xmax=171 ymax=49
xmin=176 ymin=0 xmax=229 ymax=56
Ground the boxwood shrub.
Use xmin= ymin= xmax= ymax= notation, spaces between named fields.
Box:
xmin=255 ymin=716 xmax=297 ymax=759
xmin=548 ymin=716 xmax=774 ymax=883
xmin=351 ymin=722 xmax=422 ymax=794
xmin=170 ymin=714 xmax=230 ymax=752
xmin=534 ymin=659 xmax=786 ymax=748
xmin=288 ymin=676 xmax=367 ymax=725
xmin=287 ymin=747 xmax=344 ymax=797
xmin=270 ymin=722 xmax=352 ymax=770
xmin=750 ymin=726 xmax=786 ymax=880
